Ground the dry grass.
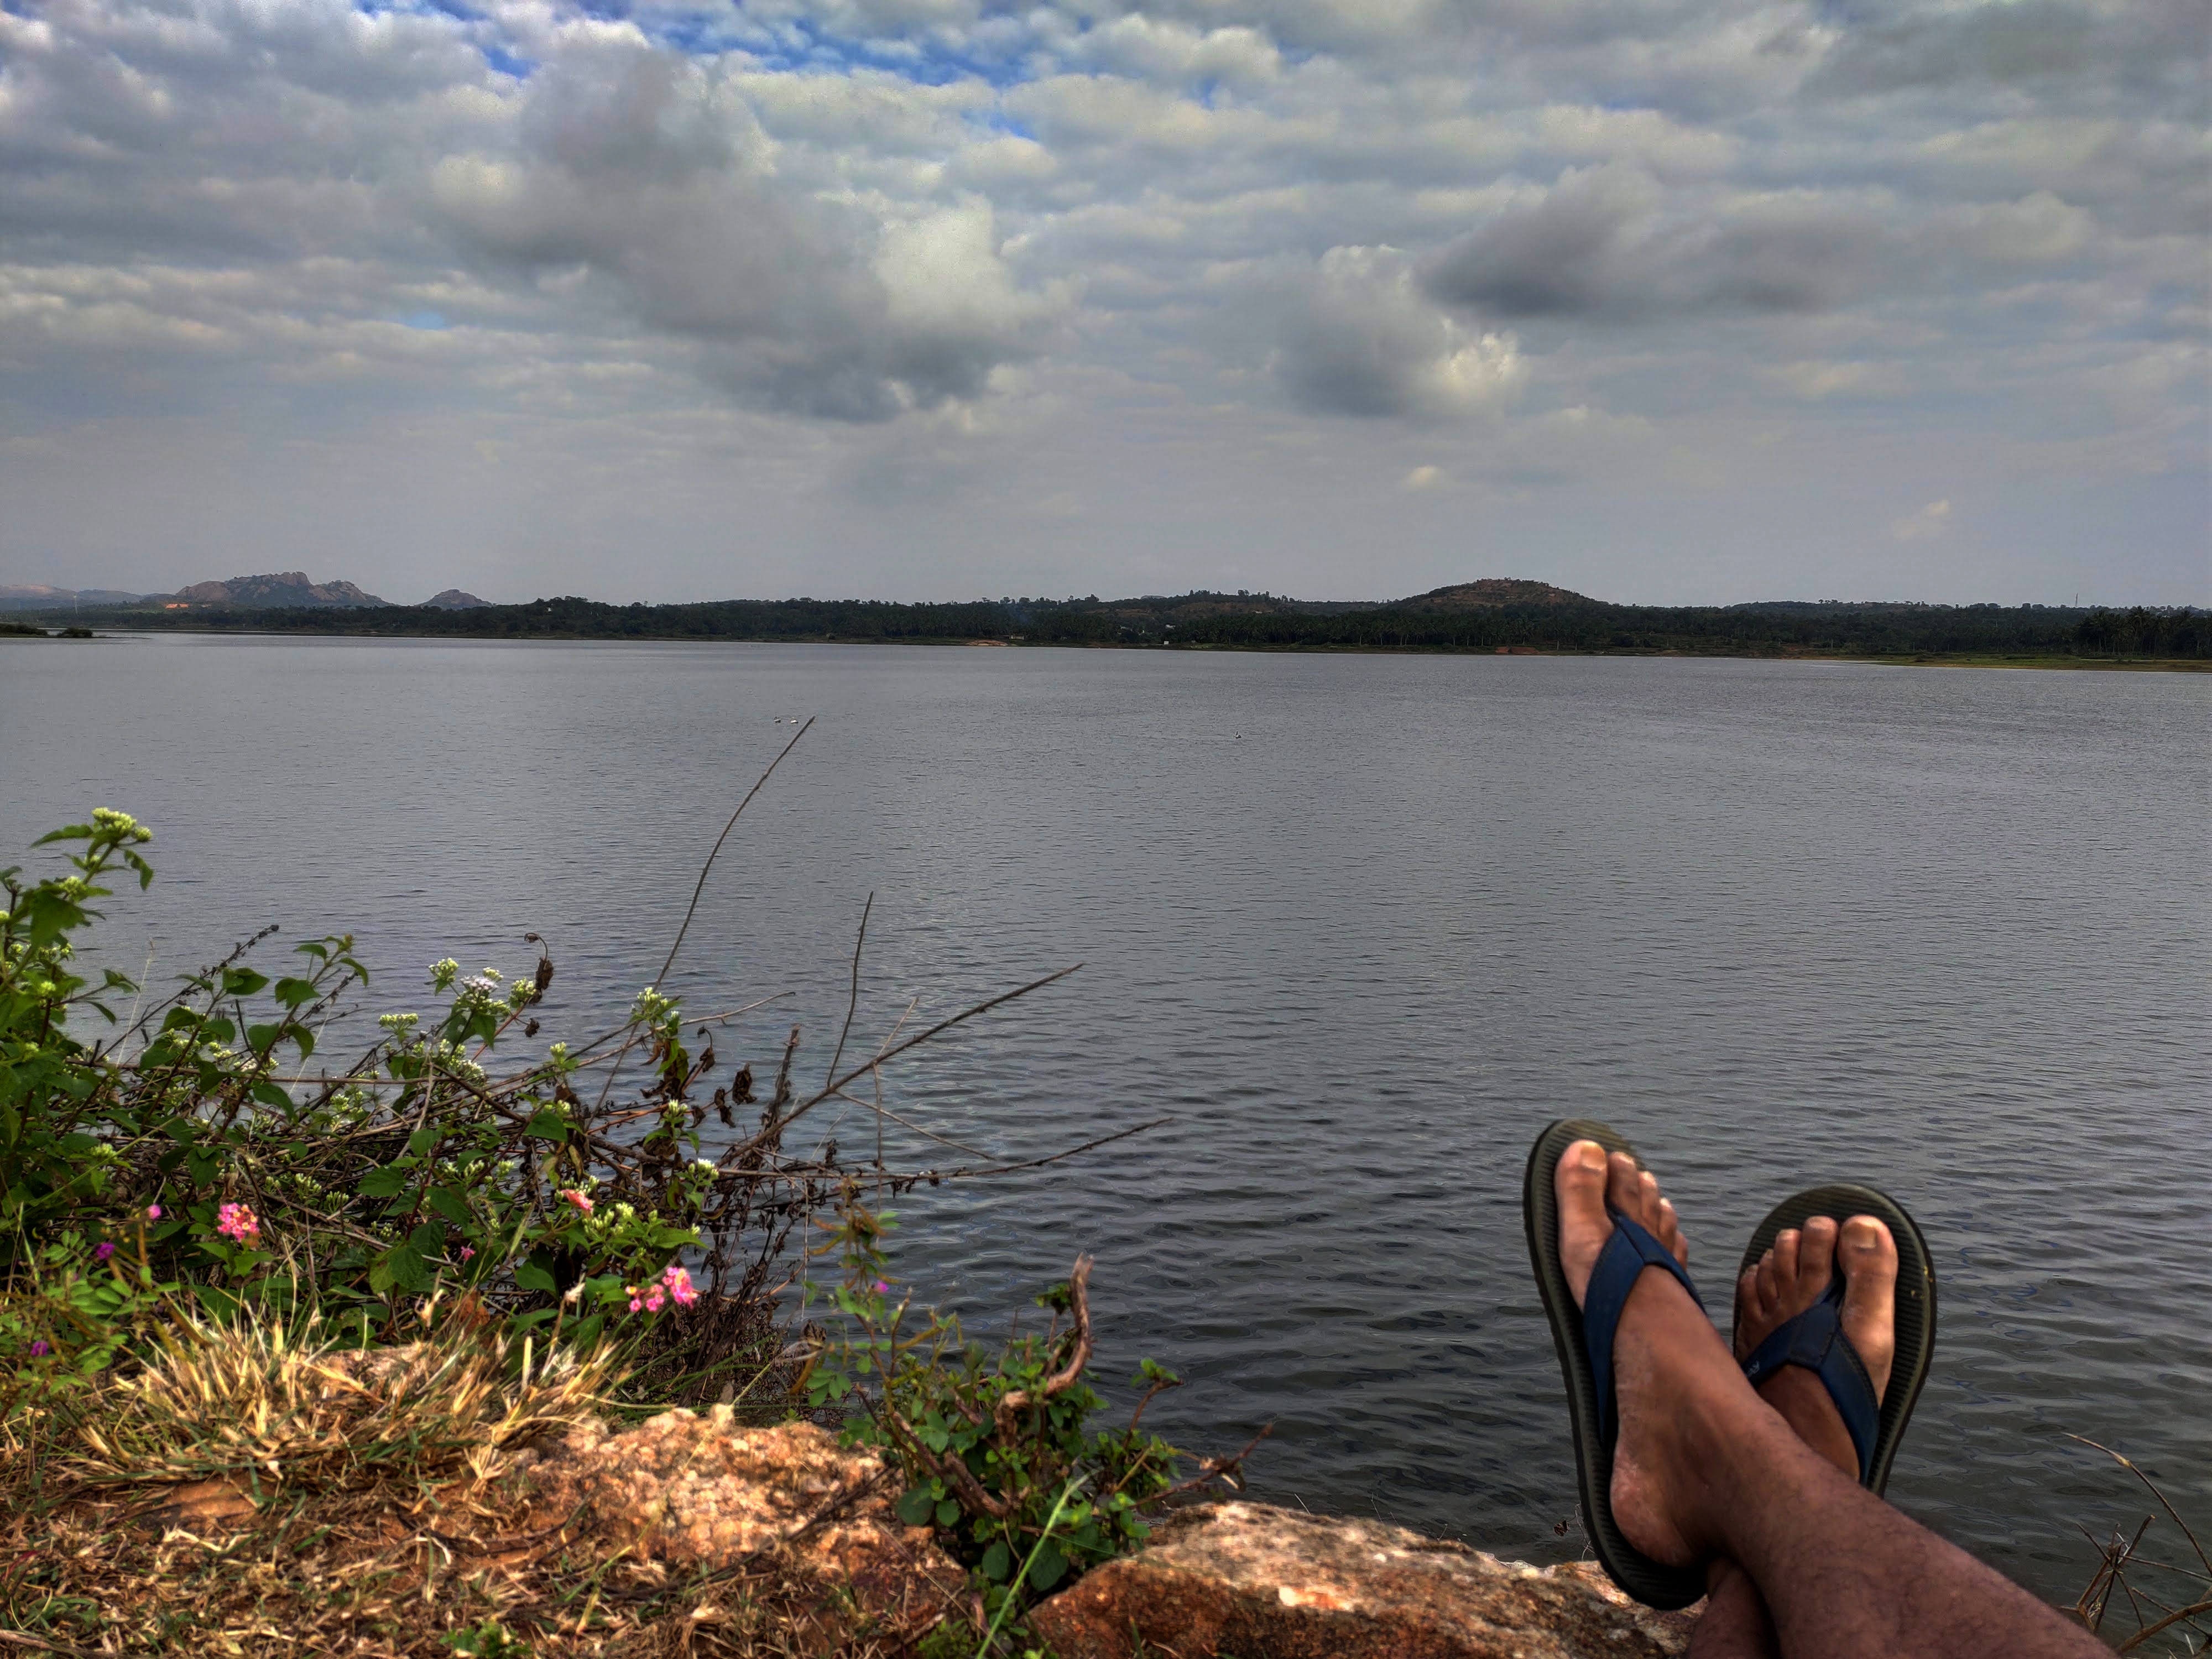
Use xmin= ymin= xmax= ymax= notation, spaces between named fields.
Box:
xmin=49 ymin=1301 xmax=612 ymax=1494
xmin=2069 ymin=1437 xmax=2212 ymax=1656
xmin=0 ymin=1314 xmax=939 ymax=1657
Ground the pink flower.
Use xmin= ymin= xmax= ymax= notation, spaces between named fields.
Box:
xmin=460 ymin=1246 xmax=476 ymax=1261
xmin=560 ymin=1189 xmax=594 ymax=1215
xmin=216 ymin=1202 xmax=260 ymax=1245
xmin=662 ymin=1264 xmax=698 ymax=1307
xmin=146 ymin=1204 xmax=162 ymax=1221
xmin=628 ymin=1295 xmax=643 ymax=1313
xmin=27 ymin=1340 xmax=50 ymax=1358
xmin=95 ymin=1241 xmax=117 ymax=1262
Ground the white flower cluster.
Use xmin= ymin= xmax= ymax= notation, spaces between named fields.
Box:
xmin=455 ymin=972 xmax=507 ymax=1016
xmin=90 ymin=807 xmax=152 ymax=843
xmin=680 ymin=1157 xmax=721 ymax=1202
xmin=428 ymin=1038 xmax=487 ymax=1085
xmin=629 ymin=985 xmax=681 ymax=1037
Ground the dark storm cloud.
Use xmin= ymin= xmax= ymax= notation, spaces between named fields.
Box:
xmin=1421 ymin=163 xmax=2095 ymax=321
xmin=1807 ymin=0 xmax=2206 ymax=99
xmin=1257 ymin=246 xmax=1526 ymax=419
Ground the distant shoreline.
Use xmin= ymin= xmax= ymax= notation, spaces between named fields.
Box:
xmin=17 ymin=623 xmax=2206 ymax=674
xmin=8 ymin=582 xmax=2203 ymax=671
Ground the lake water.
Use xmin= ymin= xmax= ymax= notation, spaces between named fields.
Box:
xmin=4 ymin=634 xmax=2206 ymax=1600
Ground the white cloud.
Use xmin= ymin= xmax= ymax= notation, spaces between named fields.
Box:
xmin=1890 ymin=498 xmax=1953 ymax=541
xmin=0 ymin=0 xmax=2201 ymax=603
xmin=1768 ymin=360 xmax=1910 ymax=400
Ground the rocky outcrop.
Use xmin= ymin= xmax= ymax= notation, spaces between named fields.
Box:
xmin=1399 ymin=578 xmax=1592 ymax=609
xmin=164 ymin=571 xmax=390 ymax=607
xmin=512 ymin=1406 xmax=967 ymax=1635
xmin=1031 ymin=1501 xmax=1697 ymax=1659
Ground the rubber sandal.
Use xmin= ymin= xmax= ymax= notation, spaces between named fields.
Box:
xmin=1524 ymin=1118 xmax=1709 ymax=1610
xmin=1733 ymin=1185 xmax=1938 ymax=1496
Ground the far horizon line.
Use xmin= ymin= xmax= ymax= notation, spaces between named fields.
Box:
xmin=3 ymin=576 xmax=2195 ymax=614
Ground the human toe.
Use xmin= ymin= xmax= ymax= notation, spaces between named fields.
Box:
xmin=1655 ymin=1197 xmax=1688 ymax=1269
xmin=1605 ymin=1152 xmax=1654 ymax=1228
xmin=1554 ymin=1139 xmax=1614 ymax=1305
xmin=1837 ymin=1215 xmax=1899 ymax=1400
xmin=1754 ymin=1249 xmax=1783 ymax=1324
xmin=1797 ymin=1214 xmax=1839 ymax=1294
xmin=1733 ymin=1268 xmax=1764 ymax=1361
xmin=1770 ymin=1228 xmax=1804 ymax=1301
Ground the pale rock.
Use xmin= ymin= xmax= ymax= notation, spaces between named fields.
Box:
xmin=1030 ymin=1500 xmax=1697 ymax=1658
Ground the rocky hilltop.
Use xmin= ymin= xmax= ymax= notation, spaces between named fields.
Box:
xmin=163 ymin=571 xmax=390 ymax=608
xmin=1400 ymin=578 xmax=1592 ymax=608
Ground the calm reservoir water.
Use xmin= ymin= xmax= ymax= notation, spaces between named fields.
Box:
xmin=4 ymin=634 xmax=2206 ymax=1599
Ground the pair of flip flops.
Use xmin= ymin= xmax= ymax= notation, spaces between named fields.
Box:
xmin=1522 ymin=1118 xmax=1937 ymax=1610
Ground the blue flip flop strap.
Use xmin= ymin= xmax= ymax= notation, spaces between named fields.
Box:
xmin=1740 ymin=1278 xmax=1880 ymax=1484
xmin=1584 ymin=1209 xmax=1704 ymax=1448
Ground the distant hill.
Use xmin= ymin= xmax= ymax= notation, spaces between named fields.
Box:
xmin=0 ymin=584 xmax=147 ymax=609
xmin=1396 ymin=578 xmax=1592 ymax=609
xmin=425 ymin=589 xmax=491 ymax=609
xmin=11 ymin=577 xmax=2201 ymax=664
xmin=162 ymin=572 xmax=389 ymax=608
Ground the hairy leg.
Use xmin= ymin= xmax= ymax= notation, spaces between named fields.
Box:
xmin=1693 ymin=1209 xmax=1907 ymax=1654
xmin=1555 ymin=1142 xmax=2099 ymax=1659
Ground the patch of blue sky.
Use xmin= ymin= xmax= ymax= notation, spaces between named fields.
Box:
xmin=701 ymin=14 xmax=1032 ymax=87
xmin=350 ymin=0 xmax=483 ymax=23
xmin=638 ymin=10 xmax=780 ymax=59
xmin=967 ymin=107 xmax=1039 ymax=141
xmin=482 ymin=43 xmax=535 ymax=79
xmin=397 ymin=311 xmax=449 ymax=330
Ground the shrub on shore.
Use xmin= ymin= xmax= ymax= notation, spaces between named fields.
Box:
xmin=1 ymin=799 xmax=1231 ymax=1653
xmin=0 ymin=807 xmax=816 ymax=1417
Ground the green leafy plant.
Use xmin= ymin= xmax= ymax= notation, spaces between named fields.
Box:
xmin=806 ymin=1189 xmax=1261 ymax=1642
xmin=2 ymin=788 xmax=1102 ymax=1433
xmin=441 ymin=1619 xmax=533 ymax=1657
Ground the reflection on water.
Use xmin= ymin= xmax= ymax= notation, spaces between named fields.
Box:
xmin=3 ymin=634 xmax=2206 ymax=1598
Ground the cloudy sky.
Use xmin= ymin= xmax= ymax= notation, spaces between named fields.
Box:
xmin=1 ymin=0 xmax=2204 ymax=606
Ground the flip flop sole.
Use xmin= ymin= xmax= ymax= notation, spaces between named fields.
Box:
xmin=1524 ymin=1118 xmax=1708 ymax=1610
xmin=1733 ymin=1185 xmax=1937 ymax=1496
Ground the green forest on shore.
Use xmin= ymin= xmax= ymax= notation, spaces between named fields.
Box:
xmin=9 ymin=585 xmax=2208 ymax=665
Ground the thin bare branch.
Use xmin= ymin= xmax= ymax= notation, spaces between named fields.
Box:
xmin=2118 ymin=1598 xmax=2212 ymax=1653
xmin=656 ymin=718 xmax=813 ymax=986
xmin=994 ymin=1256 xmax=1092 ymax=1433
xmin=2070 ymin=1436 xmax=2212 ymax=1578
xmin=769 ymin=964 xmax=1081 ymax=1144
xmin=825 ymin=893 xmax=872 ymax=1091
xmin=935 ymin=1117 xmax=1170 ymax=1179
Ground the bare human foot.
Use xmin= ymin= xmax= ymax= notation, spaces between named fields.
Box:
xmin=1732 ymin=1213 xmax=1899 ymax=1478
xmin=1554 ymin=1139 xmax=1743 ymax=1570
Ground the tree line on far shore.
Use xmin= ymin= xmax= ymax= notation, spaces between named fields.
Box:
xmin=15 ymin=591 xmax=2208 ymax=660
